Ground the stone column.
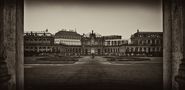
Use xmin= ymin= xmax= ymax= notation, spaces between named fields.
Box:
xmin=0 ymin=0 xmax=11 ymax=89
xmin=0 ymin=0 xmax=24 ymax=90
xmin=164 ymin=0 xmax=184 ymax=90
xmin=163 ymin=0 xmax=172 ymax=90
xmin=171 ymin=0 xmax=184 ymax=90
xmin=16 ymin=0 xmax=24 ymax=90
xmin=175 ymin=0 xmax=185 ymax=89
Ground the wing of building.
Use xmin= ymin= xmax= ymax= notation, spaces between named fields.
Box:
xmin=54 ymin=30 xmax=81 ymax=45
xmin=126 ymin=30 xmax=163 ymax=56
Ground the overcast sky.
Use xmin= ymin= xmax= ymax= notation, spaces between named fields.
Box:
xmin=24 ymin=0 xmax=162 ymax=39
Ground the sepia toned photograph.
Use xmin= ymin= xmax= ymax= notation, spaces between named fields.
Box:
xmin=0 ymin=0 xmax=185 ymax=90
xmin=24 ymin=0 xmax=163 ymax=90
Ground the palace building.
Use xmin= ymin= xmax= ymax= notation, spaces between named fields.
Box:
xmin=24 ymin=30 xmax=66 ymax=56
xmin=126 ymin=30 xmax=163 ymax=56
xmin=131 ymin=30 xmax=163 ymax=45
xmin=24 ymin=30 xmax=54 ymax=56
xmin=24 ymin=29 xmax=163 ymax=57
xmin=54 ymin=29 xmax=81 ymax=45
xmin=24 ymin=30 xmax=54 ymax=45
xmin=79 ymin=30 xmax=128 ymax=56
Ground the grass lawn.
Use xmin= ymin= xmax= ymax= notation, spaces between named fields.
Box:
xmin=105 ymin=56 xmax=162 ymax=64
xmin=24 ymin=56 xmax=80 ymax=64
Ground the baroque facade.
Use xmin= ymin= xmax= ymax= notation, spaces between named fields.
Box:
xmin=24 ymin=30 xmax=65 ymax=56
xmin=126 ymin=30 xmax=163 ymax=56
xmin=24 ymin=29 xmax=163 ymax=57
xmin=1 ymin=1 xmax=184 ymax=90
xmin=54 ymin=29 xmax=81 ymax=45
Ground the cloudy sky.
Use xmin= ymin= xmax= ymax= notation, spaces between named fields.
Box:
xmin=24 ymin=0 xmax=162 ymax=39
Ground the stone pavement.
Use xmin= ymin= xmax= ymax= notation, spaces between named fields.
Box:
xmin=25 ymin=56 xmax=163 ymax=90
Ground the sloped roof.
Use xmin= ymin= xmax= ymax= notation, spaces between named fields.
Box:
xmin=131 ymin=31 xmax=163 ymax=39
xmin=136 ymin=32 xmax=163 ymax=34
xmin=55 ymin=30 xmax=81 ymax=37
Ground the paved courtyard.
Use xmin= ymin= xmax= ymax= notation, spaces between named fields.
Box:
xmin=25 ymin=56 xmax=162 ymax=90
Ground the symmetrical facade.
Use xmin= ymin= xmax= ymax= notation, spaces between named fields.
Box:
xmin=24 ymin=29 xmax=163 ymax=57
xmin=1 ymin=1 xmax=185 ymax=90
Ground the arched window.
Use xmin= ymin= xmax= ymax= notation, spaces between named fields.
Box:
xmin=140 ymin=47 xmax=142 ymax=52
xmin=144 ymin=47 xmax=146 ymax=52
xmin=153 ymin=48 xmax=155 ymax=52
xmin=131 ymin=48 xmax=134 ymax=52
xmin=147 ymin=40 xmax=150 ymax=44
xmin=135 ymin=47 xmax=138 ymax=52
xmin=152 ymin=40 xmax=155 ymax=44
xmin=73 ymin=48 xmax=75 ymax=52
xmin=140 ymin=40 xmax=142 ymax=45
xmin=104 ymin=49 xmax=107 ymax=53
xmin=76 ymin=48 xmax=78 ymax=53
xmin=126 ymin=48 xmax=129 ymax=52
xmin=70 ymin=48 xmax=72 ymax=52
xmin=150 ymin=40 xmax=152 ymax=44
xmin=118 ymin=41 xmax=121 ymax=45
xmin=114 ymin=41 xmax=117 ymax=45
